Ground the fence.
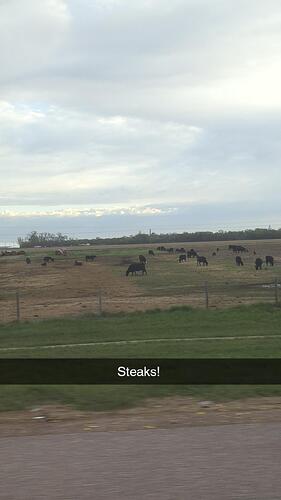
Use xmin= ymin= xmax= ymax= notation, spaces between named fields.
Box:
xmin=0 ymin=279 xmax=280 ymax=323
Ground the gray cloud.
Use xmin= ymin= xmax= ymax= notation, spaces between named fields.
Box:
xmin=0 ymin=0 xmax=280 ymax=238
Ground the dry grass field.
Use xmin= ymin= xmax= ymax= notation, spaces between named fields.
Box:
xmin=0 ymin=239 xmax=281 ymax=322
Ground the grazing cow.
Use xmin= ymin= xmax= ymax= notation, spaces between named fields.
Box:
xmin=126 ymin=263 xmax=147 ymax=276
xmin=265 ymin=255 xmax=274 ymax=266
xmin=178 ymin=254 xmax=186 ymax=263
xmin=197 ymin=256 xmax=208 ymax=266
xmin=85 ymin=255 xmax=96 ymax=262
xmin=148 ymin=250 xmax=155 ymax=256
xmin=26 ymin=257 xmax=31 ymax=264
xmin=74 ymin=260 xmax=83 ymax=266
xmin=43 ymin=256 xmax=54 ymax=263
xmin=255 ymin=258 xmax=263 ymax=270
xmin=236 ymin=256 xmax=244 ymax=266
xmin=212 ymin=252 xmax=216 ymax=256
xmin=139 ymin=255 xmax=147 ymax=264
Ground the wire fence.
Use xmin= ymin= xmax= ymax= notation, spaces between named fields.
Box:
xmin=0 ymin=279 xmax=280 ymax=323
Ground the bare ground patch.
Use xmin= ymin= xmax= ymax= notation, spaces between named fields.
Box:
xmin=0 ymin=397 xmax=281 ymax=437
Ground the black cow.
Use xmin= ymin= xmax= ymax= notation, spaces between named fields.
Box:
xmin=197 ymin=256 xmax=208 ymax=266
xmin=148 ymin=250 xmax=155 ymax=256
xmin=41 ymin=262 xmax=47 ymax=266
xmin=43 ymin=256 xmax=54 ymax=263
xmin=167 ymin=248 xmax=174 ymax=254
xmin=85 ymin=255 xmax=96 ymax=262
xmin=216 ymin=248 xmax=219 ymax=252
xmin=178 ymin=254 xmax=186 ymax=263
xmin=139 ymin=255 xmax=147 ymax=264
xmin=229 ymin=245 xmax=248 ymax=253
xmin=236 ymin=256 xmax=244 ymax=266
xmin=26 ymin=257 xmax=31 ymax=264
xmin=212 ymin=252 xmax=216 ymax=256
xmin=157 ymin=246 xmax=166 ymax=252
xmin=74 ymin=260 xmax=83 ymax=266
xmin=255 ymin=258 xmax=263 ymax=270
xmin=265 ymin=255 xmax=274 ymax=266
xmin=126 ymin=263 xmax=147 ymax=276
xmin=189 ymin=249 xmax=197 ymax=258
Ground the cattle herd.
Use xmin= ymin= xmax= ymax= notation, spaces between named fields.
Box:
xmin=22 ymin=254 xmax=97 ymax=266
xmin=124 ymin=245 xmax=276 ymax=276
xmin=0 ymin=245 xmax=277 ymax=276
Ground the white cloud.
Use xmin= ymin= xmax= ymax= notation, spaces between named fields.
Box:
xmin=0 ymin=0 xmax=280 ymax=231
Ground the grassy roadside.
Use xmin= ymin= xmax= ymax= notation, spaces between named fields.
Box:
xmin=0 ymin=304 xmax=281 ymax=411
xmin=1 ymin=303 xmax=281 ymax=351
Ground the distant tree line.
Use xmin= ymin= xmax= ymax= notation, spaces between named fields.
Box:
xmin=18 ymin=228 xmax=281 ymax=248
xmin=17 ymin=231 xmax=75 ymax=248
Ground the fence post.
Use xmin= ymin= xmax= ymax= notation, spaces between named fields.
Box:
xmin=97 ymin=289 xmax=102 ymax=315
xmin=204 ymin=281 xmax=209 ymax=309
xmin=274 ymin=278 xmax=279 ymax=305
xmin=16 ymin=291 xmax=20 ymax=321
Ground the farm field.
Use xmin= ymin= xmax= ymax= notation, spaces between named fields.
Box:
xmin=0 ymin=304 xmax=281 ymax=412
xmin=1 ymin=239 xmax=281 ymax=322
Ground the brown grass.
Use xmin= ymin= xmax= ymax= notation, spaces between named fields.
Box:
xmin=0 ymin=238 xmax=281 ymax=322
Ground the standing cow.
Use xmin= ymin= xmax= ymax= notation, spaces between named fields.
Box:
xmin=43 ymin=256 xmax=54 ymax=263
xmin=265 ymin=255 xmax=274 ymax=266
xmin=85 ymin=255 xmax=96 ymax=262
xmin=189 ymin=249 xmax=197 ymax=258
xmin=148 ymin=250 xmax=155 ymax=256
xmin=197 ymin=256 xmax=208 ymax=266
xmin=178 ymin=254 xmax=186 ymax=263
xmin=139 ymin=255 xmax=147 ymax=264
xmin=235 ymin=256 xmax=244 ymax=266
xmin=255 ymin=258 xmax=263 ymax=270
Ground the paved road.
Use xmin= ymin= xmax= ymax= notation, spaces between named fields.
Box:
xmin=0 ymin=423 xmax=280 ymax=499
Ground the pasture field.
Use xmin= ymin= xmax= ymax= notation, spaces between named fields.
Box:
xmin=0 ymin=304 xmax=281 ymax=411
xmin=1 ymin=239 xmax=281 ymax=322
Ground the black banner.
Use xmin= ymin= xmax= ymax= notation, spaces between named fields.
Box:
xmin=0 ymin=359 xmax=281 ymax=384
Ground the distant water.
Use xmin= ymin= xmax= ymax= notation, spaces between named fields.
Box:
xmin=0 ymin=241 xmax=19 ymax=248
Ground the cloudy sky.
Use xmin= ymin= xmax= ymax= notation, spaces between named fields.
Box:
xmin=1 ymin=0 xmax=281 ymax=242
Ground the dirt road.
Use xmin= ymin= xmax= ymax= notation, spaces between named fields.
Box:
xmin=0 ymin=423 xmax=280 ymax=499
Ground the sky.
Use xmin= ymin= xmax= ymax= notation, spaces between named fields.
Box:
xmin=1 ymin=0 xmax=281 ymax=243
